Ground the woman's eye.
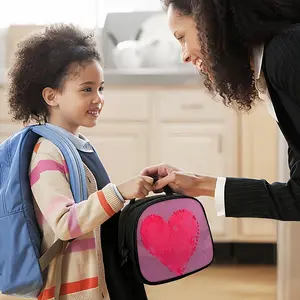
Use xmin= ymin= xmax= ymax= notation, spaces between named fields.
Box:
xmin=83 ymin=87 xmax=92 ymax=92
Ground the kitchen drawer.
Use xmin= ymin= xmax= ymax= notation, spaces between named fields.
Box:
xmin=101 ymin=89 xmax=149 ymax=121
xmin=156 ymin=89 xmax=225 ymax=122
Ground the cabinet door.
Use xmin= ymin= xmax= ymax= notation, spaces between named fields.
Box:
xmin=157 ymin=123 xmax=234 ymax=241
xmin=237 ymin=104 xmax=278 ymax=242
xmin=80 ymin=123 xmax=149 ymax=185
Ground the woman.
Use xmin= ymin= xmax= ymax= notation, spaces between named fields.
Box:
xmin=142 ymin=0 xmax=300 ymax=221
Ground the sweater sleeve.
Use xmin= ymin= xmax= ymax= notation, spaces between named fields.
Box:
xmin=29 ymin=138 xmax=124 ymax=241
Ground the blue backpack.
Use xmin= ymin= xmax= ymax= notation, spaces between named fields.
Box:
xmin=0 ymin=124 xmax=88 ymax=298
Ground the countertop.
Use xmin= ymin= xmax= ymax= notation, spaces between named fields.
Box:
xmin=104 ymin=67 xmax=203 ymax=86
xmin=0 ymin=67 xmax=203 ymax=87
xmin=0 ymin=67 xmax=203 ymax=86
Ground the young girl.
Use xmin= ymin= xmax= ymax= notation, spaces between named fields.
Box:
xmin=8 ymin=24 xmax=152 ymax=300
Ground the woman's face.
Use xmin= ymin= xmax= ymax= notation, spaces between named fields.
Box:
xmin=167 ymin=4 xmax=208 ymax=75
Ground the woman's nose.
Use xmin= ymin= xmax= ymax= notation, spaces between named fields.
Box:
xmin=182 ymin=51 xmax=191 ymax=63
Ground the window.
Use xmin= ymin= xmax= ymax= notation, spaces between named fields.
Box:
xmin=1 ymin=0 xmax=102 ymax=28
xmin=0 ymin=0 xmax=162 ymax=28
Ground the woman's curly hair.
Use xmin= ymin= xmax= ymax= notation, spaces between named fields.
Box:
xmin=8 ymin=24 xmax=101 ymax=124
xmin=162 ymin=0 xmax=300 ymax=111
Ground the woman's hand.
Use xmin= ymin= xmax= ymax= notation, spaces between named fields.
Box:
xmin=117 ymin=175 xmax=154 ymax=200
xmin=141 ymin=163 xmax=217 ymax=197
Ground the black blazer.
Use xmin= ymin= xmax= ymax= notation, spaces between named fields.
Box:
xmin=225 ymin=24 xmax=300 ymax=221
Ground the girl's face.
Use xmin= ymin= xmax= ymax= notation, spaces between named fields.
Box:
xmin=43 ymin=60 xmax=104 ymax=135
xmin=167 ymin=4 xmax=211 ymax=78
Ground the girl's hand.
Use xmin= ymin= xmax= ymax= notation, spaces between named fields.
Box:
xmin=117 ymin=175 xmax=154 ymax=200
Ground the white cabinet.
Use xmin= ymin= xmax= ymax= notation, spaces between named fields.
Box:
xmin=236 ymin=103 xmax=278 ymax=242
xmin=0 ymin=82 xmax=279 ymax=243
xmin=81 ymin=123 xmax=148 ymax=185
xmin=0 ymin=84 xmax=240 ymax=242
xmin=152 ymin=88 xmax=238 ymax=241
xmin=0 ymin=86 xmax=10 ymax=122
xmin=156 ymin=89 xmax=225 ymax=122
xmin=158 ymin=123 xmax=224 ymax=176
xmin=98 ymin=89 xmax=150 ymax=122
xmin=80 ymin=89 xmax=150 ymax=184
xmin=0 ymin=123 xmax=23 ymax=143
xmin=157 ymin=123 xmax=229 ymax=239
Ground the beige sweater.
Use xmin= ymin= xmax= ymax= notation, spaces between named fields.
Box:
xmin=29 ymin=137 xmax=124 ymax=300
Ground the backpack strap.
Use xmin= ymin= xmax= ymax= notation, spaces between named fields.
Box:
xmin=38 ymin=239 xmax=68 ymax=299
xmin=38 ymin=239 xmax=66 ymax=272
xmin=32 ymin=124 xmax=88 ymax=203
xmin=31 ymin=124 xmax=88 ymax=299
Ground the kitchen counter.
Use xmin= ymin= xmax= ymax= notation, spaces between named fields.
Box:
xmin=0 ymin=67 xmax=203 ymax=87
xmin=104 ymin=67 xmax=203 ymax=86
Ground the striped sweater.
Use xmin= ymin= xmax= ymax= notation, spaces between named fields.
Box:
xmin=29 ymin=137 xmax=124 ymax=300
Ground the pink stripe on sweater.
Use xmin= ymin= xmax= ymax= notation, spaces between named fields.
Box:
xmin=30 ymin=159 xmax=68 ymax=186
xmin=62 ymin=160 xmax=69 ymax=173
xmin=68 ymin=206 xmax=82 ymax=238
xmin=65 ymin=238 xmax=96 ymax=253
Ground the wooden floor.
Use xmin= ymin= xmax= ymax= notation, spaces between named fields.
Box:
xmin=146 ymin=265 xmax=277 ymax=300
xmin=0 ymin=265 xmax=276 ymax=300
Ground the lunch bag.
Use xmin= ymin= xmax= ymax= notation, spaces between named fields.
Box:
xmin=118 ymin=186 xmax=214 ymax=285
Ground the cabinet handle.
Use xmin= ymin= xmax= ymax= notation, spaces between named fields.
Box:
xmin=218 ymin=135 xmax=223 ymax=153
xmin=181 ymin=103 xmax=204 ymax=110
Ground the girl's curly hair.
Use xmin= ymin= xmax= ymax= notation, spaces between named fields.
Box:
xmin=162 ymin=0 xmax=300 ymax=111
xmin=8 ymin=24 xmax=101 ymax=124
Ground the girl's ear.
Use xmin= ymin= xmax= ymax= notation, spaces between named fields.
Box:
xmin=42 ymin=87 xmax=59 ymax=107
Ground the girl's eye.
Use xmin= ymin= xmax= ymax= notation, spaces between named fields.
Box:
xmin=99 ymin=86 xmax=104 ymax=92
xmin=83 ymin=87 xmax=92 ymax=92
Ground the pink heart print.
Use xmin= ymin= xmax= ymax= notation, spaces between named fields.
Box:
xmin=140 ymin=209 xmax=200 ymax=275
